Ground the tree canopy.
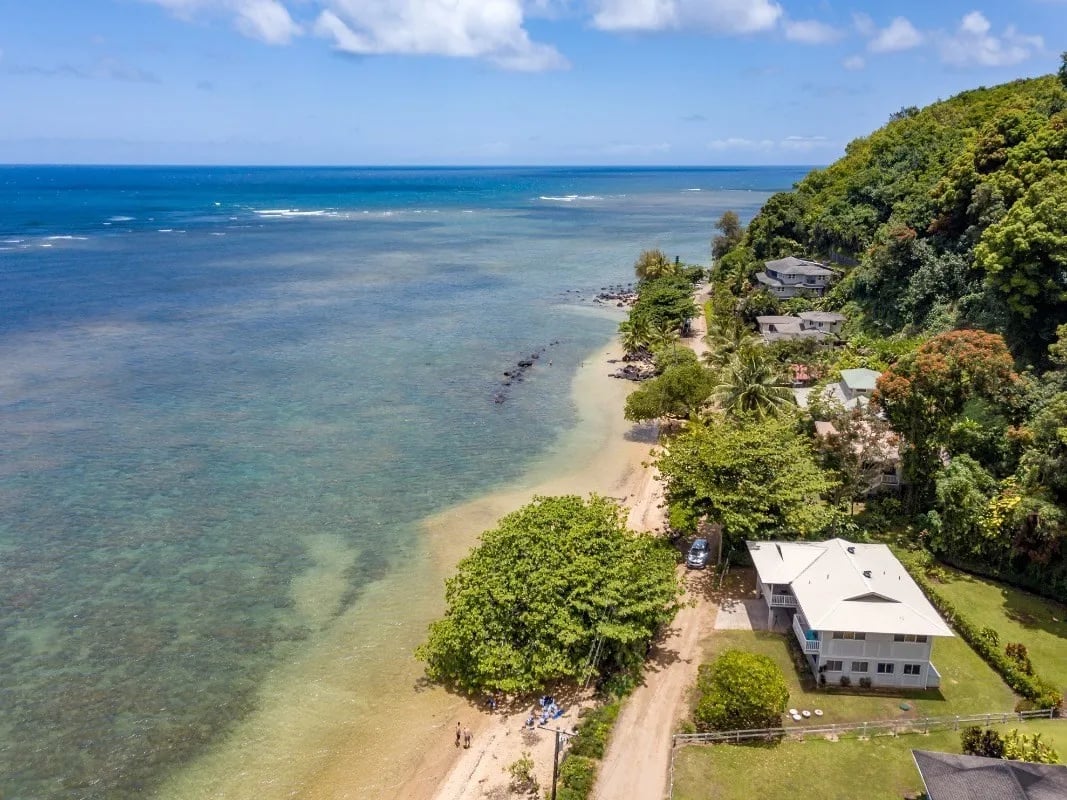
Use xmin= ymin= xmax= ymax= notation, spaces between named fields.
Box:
xmin=655 ymin=414 xmax=837 ymax=550
xmin=417 ymin=495 xmax=679 ymax=695
xmin=693 ymin=650 xmax=789 ymax=732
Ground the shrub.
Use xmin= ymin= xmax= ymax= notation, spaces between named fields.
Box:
xmin=507 ymin=752 xmax=538 ymax=794
xmin=1006 ymin=643 xmax=1035 ymax=675
xmin=839 ymin=675 xmax=852 ymax=687
xmin=977 ymin=627 xmax=1000 ymax=649
xmin=858 ymin=677 xmax=872 ymax=689
xmin=557 ymin=755 xmax=597 ymax=800
xmin=961 ymin=726 xmax=1005 ymax=758
xmin=568 ymin=703 xmax=620 ymax=760
xmin=694 ymin=650 xmax=789 ymax=732
xmin=1003 ymin=729 xmax=1060 ymax=764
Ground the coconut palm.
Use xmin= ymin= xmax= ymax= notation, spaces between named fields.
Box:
xmin=702 ymin=318 xmax=758 ymax=371
xmin=619 ymin=316 xmax=653 ymax=356
xmin=711 ymin=348 xmax=795 ymax=419
xmin=633 ymin=248 xmax=677 ymax=282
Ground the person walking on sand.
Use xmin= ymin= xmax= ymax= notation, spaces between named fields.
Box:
xmin=463 ymin=726 xmax=472 ymax=749
xmin=455 ymin=722 xmax=462 ymax=748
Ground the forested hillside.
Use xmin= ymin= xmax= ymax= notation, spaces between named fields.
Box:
xmin=715 ymin=73 xmax=1067 ymax=362
xmin=703 ymin=66 xmax=1067 ymax=599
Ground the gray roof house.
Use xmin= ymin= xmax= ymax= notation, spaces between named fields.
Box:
xmin=754 ymin=256 xmax=835 ymax=299
xmin=756 ymin=311 xmax=846 ymax=343
xmin=912 ymin=750 xmax=1067 ymax=800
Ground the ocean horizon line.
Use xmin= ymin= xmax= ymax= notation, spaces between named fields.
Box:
xmin=0 ymin=162 xmax=825 ymax=171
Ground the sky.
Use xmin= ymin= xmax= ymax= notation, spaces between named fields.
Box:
xmin=1 ymin=1 xmax=1064 ymax=165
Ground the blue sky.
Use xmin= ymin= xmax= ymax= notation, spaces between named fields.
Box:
xmin=2 ymin=1 xmax=1064 ymax=165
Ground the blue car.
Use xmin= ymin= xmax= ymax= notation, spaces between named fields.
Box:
xmin=686 ymin=538 xmax=710 ymax=569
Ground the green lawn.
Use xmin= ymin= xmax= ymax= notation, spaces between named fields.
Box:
xmin=700 ymin=629 xmax=1018 ymax=725
xmin=932 ymin=566 xmax=1067 ymax=694
xmin=673 ymin=719 xmax=1067 ymax=800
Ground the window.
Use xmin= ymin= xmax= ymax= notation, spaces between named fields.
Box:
xmin=851 ymin=661 xmax=869 ymax=673
xmin=824 ymin=660 xmax=843 ymax=672
xmin=903 ymin=664 xmax=922 ymax=675
xmin=832 ymin=631 xmax=867 ymax=640
xmin=877 ymin=662 xmax=895 ymax=674
xmin=893 ymin=634 xmax=929 ymax=643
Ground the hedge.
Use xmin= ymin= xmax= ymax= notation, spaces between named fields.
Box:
xmin=899 ymin=551 xmax=1063 ymax=713
xmin=556 ymin=701 xmax=621 ymax=800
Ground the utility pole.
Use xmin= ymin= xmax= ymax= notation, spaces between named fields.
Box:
xmin=538 ymin=724 xmax=572 ymax=800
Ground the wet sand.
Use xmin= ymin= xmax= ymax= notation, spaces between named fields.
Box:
xmin=153 ymin=334 xmax=663 ymax=800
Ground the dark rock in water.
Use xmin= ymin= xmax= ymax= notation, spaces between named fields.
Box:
xmin=494 ymin=394 xmax=506 ymax=404
xmin=503 ymin=371 xmax=512 ymax=377
xmin=518 ymin=359 xmax=534 ymax=368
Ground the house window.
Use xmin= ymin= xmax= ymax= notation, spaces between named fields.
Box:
xmin=851 ymin=661 xmax=869 ymax=673
xmin=893 ymin=634 xmax=929 ymax=643
xmin=824 ymin=660 xmax=843 ymax=672
xmin=877 ymin=662 xmax=895 ymax=674
xmin=832 ymin=631 xmax=866 ymax=640
xmin=903 ymin=664 xmax=922 ymax=676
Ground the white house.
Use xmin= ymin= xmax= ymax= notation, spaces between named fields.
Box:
xmin=754 ymin=256 xmax=835 ymax=299
xmin=798 ymin=311 xmax=846 ymax=335
xmin=747 ymin=538 xmax=953 ymax=690
xmin=824 ymin=367 xmax=882 ymax=410
xmin=755 ymin=312 xmax=844 ymax=344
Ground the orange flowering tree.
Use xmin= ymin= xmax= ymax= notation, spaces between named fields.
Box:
xmin=874 ymin=329 xmax=1018 ymax=505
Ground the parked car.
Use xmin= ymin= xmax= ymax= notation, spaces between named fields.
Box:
xmin=686 ymin=538 xmax=710 ymax=569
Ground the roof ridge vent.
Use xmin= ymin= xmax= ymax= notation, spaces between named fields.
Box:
xmin=862 ymin=570 xmax=872 ymax=579
xmin=847 ymin=546 xmax=856 ymax=554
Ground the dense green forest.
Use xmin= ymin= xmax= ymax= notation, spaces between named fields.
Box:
xmin=701 ymin=67 xmax=1067 ymax=598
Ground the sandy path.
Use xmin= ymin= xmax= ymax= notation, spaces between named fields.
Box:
xmin=592 ymin=286 xmax=717 ymax=800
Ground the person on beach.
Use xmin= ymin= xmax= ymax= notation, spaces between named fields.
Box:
xmin=455 ymin=722 xmax=462 ymax=748
xmin=463 ymin=726 xmax=472 ymax=749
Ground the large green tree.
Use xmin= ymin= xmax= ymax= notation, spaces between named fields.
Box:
xmin=712 ymin=210 xmax=744 ymax=261
xmin=693 ymin=650 xmax=789 ymax=732
xmin=875 ymin=329 xmax=1018 ymax=505
xmin=655 ymin=415 xmax=837 ymax=549
xmin=633 ymin=248 xmax=676 ymax=282
xmin=417 ymin=495 xmax=679 ymax=695
xmin=623 ymin=361 xmax=716 ymax=422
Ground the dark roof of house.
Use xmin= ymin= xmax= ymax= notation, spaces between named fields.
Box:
xmin=912 ymin=750 xmax=1067 ymax=800
xmin=764 ymin=256 xmax=833 ymax=276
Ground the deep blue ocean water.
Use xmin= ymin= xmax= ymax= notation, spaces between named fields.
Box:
xmin=0 ymin=166 xmax=806 ymax=799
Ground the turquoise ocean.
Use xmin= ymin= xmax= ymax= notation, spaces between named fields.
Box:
xmin=0 ymin=166 xmax=805 ymax=798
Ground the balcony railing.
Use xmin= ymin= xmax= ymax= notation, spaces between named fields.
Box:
xmin=771 ymin=594 xmax=797 ymax=607
xmin=792 ymin=614 xmax=821 ymax=654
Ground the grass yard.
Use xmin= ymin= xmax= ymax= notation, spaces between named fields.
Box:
xmin=672 ymin=719 xmax=1067 ymax=800
xmin=932 ymin=566 xmax=1067 ymax=694
xmin=700 ymin=630 xmax=1018 ymax=725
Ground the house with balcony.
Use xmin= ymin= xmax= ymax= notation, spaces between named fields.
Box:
xmin=754 ymin=256 xmax=835 ymax=299
xmin=798 ymin=311 xmax=846 ymax=335
xmin=755 ymin=312 xmax=844 ymax=344
xmin=813 ymin=419 xmax=903 ymax=493
xmin=746 ymin=538 xmax=953 ymax=690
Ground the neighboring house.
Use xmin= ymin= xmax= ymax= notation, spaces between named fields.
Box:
xmin=813 ymin=419 xmax=903 ymax=492
xmin=797 ymin=311 xmax=846 ymax=335
xmin=747 ymin=538 xmax=953 ymax=689
xmin=754 ymin=256 xmax=835 ymax=299
xmin=912 ymin=750 xmax=1067 ymax=800
xmin=824 ymin=367 xmax=882 ymax=410
xmin=755 ymin=313 xmax=843 ymax=344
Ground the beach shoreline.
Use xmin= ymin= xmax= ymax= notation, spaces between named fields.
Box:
xmin=151 ymin=329 xmax=666 ymax=800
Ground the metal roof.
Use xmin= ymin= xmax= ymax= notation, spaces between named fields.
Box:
xmin=913 ymin=750 xmax=1067 ymax=800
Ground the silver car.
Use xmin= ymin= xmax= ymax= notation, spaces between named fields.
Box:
xmin=686 ymin=538 xmax=710 ymax=569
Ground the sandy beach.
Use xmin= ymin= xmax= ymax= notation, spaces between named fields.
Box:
xmin=152 ymin=329 xmax=669 ymax=800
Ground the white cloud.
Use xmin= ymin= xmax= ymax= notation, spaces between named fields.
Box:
xmin=784 ymin=19 xmax=843 ymax=45
xmin=842 ymin=54 xmax=865 ymax=71
xmin=707 ymin=135 xmax=830 ymax=152
xmin=140 ymin=0 xmax=300 ymax=44
xmin=314 ymin=0 xmax=567 ymax=71
xmin=939 ymin=11 xmax=1043 ymax=67
xmin=868 ymin=16 xmax=923 ymax=53
xmin=852 ymin=13 xmax=875 ymax=37
xmin=591 ymin=0 xmax=783 ymax=35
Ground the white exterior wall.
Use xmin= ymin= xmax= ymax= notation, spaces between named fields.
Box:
xmin=816 ymin=632 xmax=936 ymax=688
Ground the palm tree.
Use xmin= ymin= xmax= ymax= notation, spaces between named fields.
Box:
xmin=702 ymin=318 xmax=758 ymax=371
xmin=711 ymin=348 xmax=795 ymax=419
xmin=619 ymin=315 xmax=653 ymax=356
xmin=633 ymin=249 xmax=676 ymax=282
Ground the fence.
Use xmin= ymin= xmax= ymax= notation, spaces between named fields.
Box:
xmin=673 ymin=707 xmax=1057 ymax=746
